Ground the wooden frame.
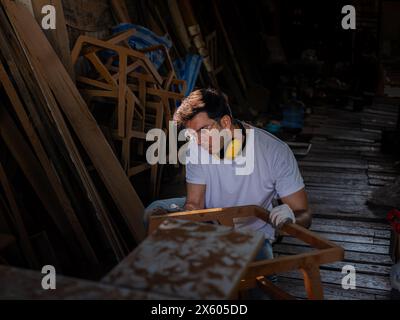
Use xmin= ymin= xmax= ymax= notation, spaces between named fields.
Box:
xmin=149 ymin=205 xmax=344 ymax=300
xmin=71 ymin=30 xmax=186 ymax=199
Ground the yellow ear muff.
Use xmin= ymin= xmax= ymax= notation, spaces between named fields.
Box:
xmin=225 ymin=138 xmax=242 ymax=160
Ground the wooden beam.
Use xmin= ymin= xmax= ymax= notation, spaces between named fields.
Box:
xmin=148 ymin=205 xmax=270 ymax=233
xmin=0 ymin=13 xmax=100 ymax=265
xmin=3 ymin=0 xmax=146 ymax=242
xmin=30 ymin=0 xmax=74 ymax=77
xmin=0 ymin=107 xmax=68 ymax=236
xmin=0 ymin=60 xmax=98 ymax=265
xmin=0 ymin=161 xmax=39 ymax=268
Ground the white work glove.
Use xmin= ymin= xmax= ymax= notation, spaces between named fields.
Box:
xmin=269 ymin=204 xmax=296 ymax=229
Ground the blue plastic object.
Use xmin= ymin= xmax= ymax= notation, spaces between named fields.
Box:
xmin=112 ymin=23 xmax=172 ymax=69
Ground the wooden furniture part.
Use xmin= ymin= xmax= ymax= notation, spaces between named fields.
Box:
xmin=71 ymin=31 xmax=185 ymax=199
xmin=0 ymin=265 xmax=176 ymax=300
xmin=4 ymin=0 xmax=146 ymax=243
xmin=102 ymin=218 xmax=264 ymax=299
xmin=148 ymin=205 xmax=345 ymax=300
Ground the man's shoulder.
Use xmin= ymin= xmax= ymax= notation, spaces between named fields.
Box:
xmin=252 ymin=125 xmax=290 ymax=153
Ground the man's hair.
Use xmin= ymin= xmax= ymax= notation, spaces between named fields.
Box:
xmin=173 ymin=88 xmax=233 ymax=127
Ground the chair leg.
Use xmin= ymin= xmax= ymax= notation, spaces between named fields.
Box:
xmin=301 ymin=265 xmax=324 ymax=300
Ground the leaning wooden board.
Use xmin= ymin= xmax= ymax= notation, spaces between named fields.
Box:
xmin=0 ymin=265 xmax=174 ymax=300
xmin=102 ymin=219 xmax=264 ymax=299
xmin=2 ymin=0 xmax=146 ymax=242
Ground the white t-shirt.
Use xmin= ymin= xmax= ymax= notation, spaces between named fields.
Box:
xmin=185 ymin=125 xmax=305 ymax=240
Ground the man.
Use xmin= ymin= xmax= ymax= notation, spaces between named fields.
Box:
xmin=146 ymin=88 xmax=311 ymax=261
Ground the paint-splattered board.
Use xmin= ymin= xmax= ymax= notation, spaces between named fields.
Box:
xmin=102 ymin=219 xmax=264 ymax=299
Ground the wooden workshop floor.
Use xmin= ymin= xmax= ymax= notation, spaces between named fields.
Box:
xmin=275 ymin=101 xmax=399 ymax=299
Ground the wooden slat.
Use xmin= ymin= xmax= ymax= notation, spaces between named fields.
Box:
xmin=3 ymin=0 xmax=146 ymax=243
xmin=0 ymin=52 xmax=98 ymax=264
xmin=0 ymin=265 xmax=174 ymax=299
xmin=280 ymin=237 xmax=390 ymax=255
xmin=30 ymin=0 xmax=74 ymax=77
xmin=274 ymin=243 xmax=393 ymax=266
xmin=280 ymin=269 xmax=391 ymax=292
xmin=0 ymin=161 xmax=39 ymax=268
xmin=276 ymin=277 xmax=390 ymax=300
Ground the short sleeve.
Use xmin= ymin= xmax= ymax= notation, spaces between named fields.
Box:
xmin=273 ymin=144 xmax=305 ymax=198
xmin=186 ymin=162 xmax=206 ymax=185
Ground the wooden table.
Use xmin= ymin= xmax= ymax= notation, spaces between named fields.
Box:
xmin=102 ymin=219 xmax=264 ymax=299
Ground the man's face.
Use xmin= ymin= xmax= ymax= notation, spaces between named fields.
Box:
xmin=185 ymin=112 xmax=231 ymax=155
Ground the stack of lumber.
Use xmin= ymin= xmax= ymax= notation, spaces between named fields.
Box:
xmin=0 ymin=0 xmax=146 ymax=277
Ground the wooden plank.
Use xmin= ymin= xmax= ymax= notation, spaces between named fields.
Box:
xmin=0 ymin=161 xmax=39 ymax=268
xmin=274 ymin=243 xmax=393 ymax=266
xmin=3 ymin=0 xmax=146 ymax=242
xmin=0 ymin=265 xmax=174 ymax=299
xmin=322 ymin=260 xmax=391 ymax=276
xmin=20 ymin=55 xmax=125 ymax=261
xmin=310 ymin=223 xmax=391 ymax=239
xmin=280 ymin=236 xmax=390 ymax=255
xmin=103 ymin=219 xmax=264 ymax=299
xmin=276 ymin=277 xmax=390 ymax=300
xmin=117 ymin=53 xmax=127 ymax=137
xmin=295 ymin=232 xmax=390 ymax=246
xmin=127 ymin=163 xmax=151 ymax=177
xmin=31 ymin=0 xmax=74 ymax=77
xmin=0 ymin=16 xmax=125 ymax=261
xmin=311 ymin=217 xmax=391 ymax=231
xmin=0 ymin=54 xmax=97 ymax=264
xmin=280 ymin=269 xmax=391 ymax=292
xmin=0 ymin=107 xmax=74 ymax=237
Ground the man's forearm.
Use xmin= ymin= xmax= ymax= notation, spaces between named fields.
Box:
xmin=293 ymin=208 xmax=312 ymax=229
xmin=184 ymin=202 xmax=204 ymax=211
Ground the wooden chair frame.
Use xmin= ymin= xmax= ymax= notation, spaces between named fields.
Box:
xmin=149 ymin=205 xmax=344 ymax=300
xmin=71 ymin=31 xmax=186 ymax=199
